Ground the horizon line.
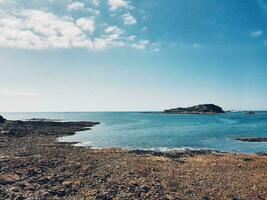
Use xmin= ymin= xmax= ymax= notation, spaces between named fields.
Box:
xmin=1 ymin=110 xmax=267 ymax=113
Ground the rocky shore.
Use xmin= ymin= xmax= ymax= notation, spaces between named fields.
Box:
xmin=0 ymin=116 xmax=266 ymax=199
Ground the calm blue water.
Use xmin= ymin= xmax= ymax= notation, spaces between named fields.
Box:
xmin=2 ymin=112 xmax=267 ymax=153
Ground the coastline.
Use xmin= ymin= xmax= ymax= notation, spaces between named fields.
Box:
xmin=0 ymin=119 xmax=266 ymax=199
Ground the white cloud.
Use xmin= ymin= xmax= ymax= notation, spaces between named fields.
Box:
xmin=104 ymin=26 xmax=124 ymax=46
xmin=93 ymin=38 xmax=107 ymax=50
xmin=87 ymin=8 xmax=100 ymax=15
xmin=0 ymin=8 xmax=150 ymax=51
xmin=0 ymin=9 xmax=90 ymax=49
xmin=68 ymin=2 xmax=85 ymax=11
xmin=108 ymin=0 xmax=128 ymax=11
xmin=92 ymin=0 xmax=99 ymax=6
xmin=127 ymin=35 xmax=136 ymax=41
xmin=105 ymin=26 xmax=123 ymax=35
xmin=122 ymin=13 xmax=136 ymax=25
xmin=68 ymin=2 xmax=100 ymax=14
xmin=132 ymin=40 xmax=149 ymax=49
xmin=251 ymin=30 xmax=263 ymax=38
xmin=20 ymin=9 xmax=82 ymax=37
xmin=76 ymin=17 xmax=95 ymax=33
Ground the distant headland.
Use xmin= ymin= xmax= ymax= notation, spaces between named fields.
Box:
xmin=163 ymin=104 xmax=225 ymax=114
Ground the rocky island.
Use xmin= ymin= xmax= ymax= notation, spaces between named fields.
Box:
xmin=0 ymin=115 xmax=266 ymax=199
xmin=245 ymin=111 xmax=256 ymax=115
xmin=164 ymin=104 xmax=225 ymax=114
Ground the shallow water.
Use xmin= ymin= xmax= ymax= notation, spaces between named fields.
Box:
xmin=2 ymin=112 xmax=267 ymax=153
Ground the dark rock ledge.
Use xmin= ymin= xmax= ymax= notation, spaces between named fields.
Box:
xmin=235 ymin=137 xmax=267 ymax=142
xmin=0 ymin=117 xmax=99 ymax=138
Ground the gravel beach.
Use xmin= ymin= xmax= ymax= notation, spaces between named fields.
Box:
xmin=0 ymin=118 xmax=266 ymax=200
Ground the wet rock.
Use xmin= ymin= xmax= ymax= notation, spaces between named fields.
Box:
xmin=140 ymin=185 xmax=150 ymax=193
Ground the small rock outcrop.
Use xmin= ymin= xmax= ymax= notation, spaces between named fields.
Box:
xmin=164 ymin=104 xmax=224 ymax=114
xmin=245 ymin=111 xmax=256 ymax=115
xmin=0 ymin=115 xmax=6 ymax=123
xmin=235 ymin=137 xmax=267 ymax=142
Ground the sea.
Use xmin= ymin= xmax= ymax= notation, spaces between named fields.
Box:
xmin=2 ymin=112 xmax=267 ymax=153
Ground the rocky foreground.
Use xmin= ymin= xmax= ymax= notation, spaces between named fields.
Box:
xmin=0 ymin=117 xmax=266 ymax=200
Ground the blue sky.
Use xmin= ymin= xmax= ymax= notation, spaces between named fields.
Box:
xmin=0 ymin=0 xmax=267 ymax=111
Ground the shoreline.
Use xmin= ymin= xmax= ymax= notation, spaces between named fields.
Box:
xmin=58 ymin=128 xmax=266 ymax=155
xmin=0 ymin=119 xmax=266 ymax=199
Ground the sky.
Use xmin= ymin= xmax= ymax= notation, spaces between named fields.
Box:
xmin=0 ymin=0 xmax=267 ymax=111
